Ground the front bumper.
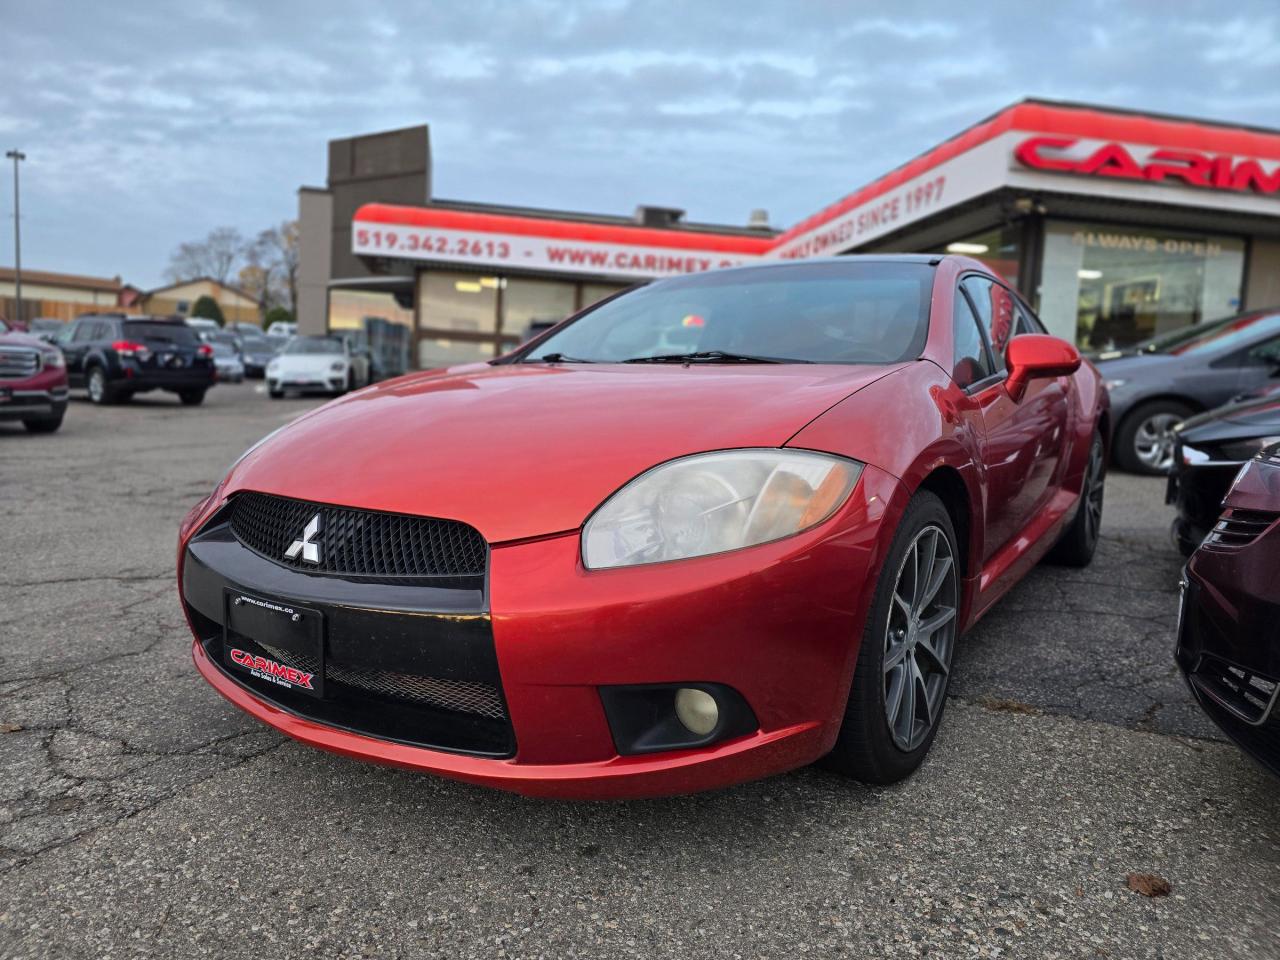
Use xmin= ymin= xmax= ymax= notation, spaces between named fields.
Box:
xmin=269 ymin=375 xmax=344 ymax=393
xmin=1176 ymin=522 xmax=1280 ymax=778
xmin=0 ymin=385 xmax=68 ymax=421
xmin=180 ymin=466 xmax=906 ymax=797
xmin=1166 ymin=459 xmax=1243 ymax=554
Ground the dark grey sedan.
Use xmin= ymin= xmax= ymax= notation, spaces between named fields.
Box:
xmin=1094 ymin=310 xmax=1280 ymax=474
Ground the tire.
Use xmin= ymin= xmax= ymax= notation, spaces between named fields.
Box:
xmin=1047 ymin=430 xmax=1105 ymax=567
xmin=269 ymin=388 xmax=284 ymax=399
xmin=22 ymin=415 xmax=64 ymax=434
xmin=1115 ymin=400 xmax=1194 ymax=475
xmin=824 ymin=491 xmax=961 ymax=784
xmin=178 ymin=389 xmax=206 ymax=406
xmin=86 ymin=366 xmax=115 ymax=405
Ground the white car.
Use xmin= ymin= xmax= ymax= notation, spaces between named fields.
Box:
xmin=266 ymin=320 xmax=298 ymax=339
xmin=266 ymin=335 xmax=370 ymax=398
xmin=185 ymin=317 xmax=221 ymax=334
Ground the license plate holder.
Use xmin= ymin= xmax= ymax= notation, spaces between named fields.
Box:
xmin=222 ymin=589 xmax=324 ymax=698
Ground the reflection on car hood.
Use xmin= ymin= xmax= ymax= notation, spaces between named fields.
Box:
xmin=226 ymin=360 xmax=907 ymax=543
xmin=1180 ymin=395 xmax=1280 ymax=437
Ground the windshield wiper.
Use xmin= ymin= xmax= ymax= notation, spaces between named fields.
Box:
xmin=621 ymin=350 xmax=808 ymax=364
xmin=520 ymin=352 xmax=596 ymax=363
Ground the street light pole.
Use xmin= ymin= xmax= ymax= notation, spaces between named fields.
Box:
xmin=5 ymin=149 xmax=25 ymax=326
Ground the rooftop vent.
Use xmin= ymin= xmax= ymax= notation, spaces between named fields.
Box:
xmin=635 ymin=206 xmax=686 ymax=228
xmin=747 ymin=209 xmax=771 ymax=230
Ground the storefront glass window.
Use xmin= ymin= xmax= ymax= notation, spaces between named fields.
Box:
xmin=417 ymin=271 xmax=501 ymax=368
xmin=328 ymin=289 xmax=413 ymax=378
xmin=1039 ymin=221 xmax=1245 ymax=349
xmin=502 ymin=278 xmax=577 ymax=344
xmin=582 ymin=282 xmax=632 ymax=310
xmin=941 ymin=225 xmax=1022 ymax=289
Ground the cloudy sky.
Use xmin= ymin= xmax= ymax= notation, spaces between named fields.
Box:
xmin=4 ymin=0 xmax=1280 ymax=287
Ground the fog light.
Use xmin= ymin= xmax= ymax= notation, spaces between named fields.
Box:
xmin=674 ymin=688 xmax=719 ymax=736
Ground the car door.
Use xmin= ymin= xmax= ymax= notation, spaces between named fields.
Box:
xmin=955 ymin=276 xmax=1070 ymax=559
xmin=61 ymin=320 xmax=93 ymax=386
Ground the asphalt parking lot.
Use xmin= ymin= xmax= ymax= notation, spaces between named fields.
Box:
xmin=2 ymin=382 xmax=1278 ymax=959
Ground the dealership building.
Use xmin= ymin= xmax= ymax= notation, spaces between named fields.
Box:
xmin=298 ymin=99 xmax=1280 ymax=374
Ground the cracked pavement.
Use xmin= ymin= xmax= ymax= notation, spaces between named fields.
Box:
xmin=2 ymin=383 xmax=1277 ymax=959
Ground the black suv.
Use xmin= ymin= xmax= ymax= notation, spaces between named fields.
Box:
xmin=58 ymin=314 xmax=216 ymax=405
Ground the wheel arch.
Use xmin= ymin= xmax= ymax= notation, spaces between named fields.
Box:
xmin=914 ymin=465 xmax=974 ymax=581
xmin=1116 ymin=393 xmax=1204 ymax=431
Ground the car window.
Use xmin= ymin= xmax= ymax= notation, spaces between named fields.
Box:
xmin=952 ymin=289 xmax=994 ymax=389
xmin=283 ymin=337 xmax=344 ymax=355
xmin=960 ymin=276 xmax=1016 ymax=372
xmin=1246 ymin=336 xmax=1280 ymax=367
xmin=521 ymin=261 xmax=934 ymax=364
xmin=72 ymin=321 xmax=97 ymax=342
xmin=124 ymin=321 xmax=199 ymax=345
xmin=1015 ymin=302 xmax=1046 ymax=337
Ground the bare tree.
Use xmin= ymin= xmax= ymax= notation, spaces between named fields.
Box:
xmin=165 ymin=227 xmax=247 ymax=285
xmin=254 ymin=220 xmax=299 ymax=314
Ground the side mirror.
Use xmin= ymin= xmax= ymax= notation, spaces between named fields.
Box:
xmin=1005 ymin=334 xmax=1081 ymax=402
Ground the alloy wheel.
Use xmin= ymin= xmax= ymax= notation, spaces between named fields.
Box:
xmin=88 ymin=370 xmax=105 ymax=403
xmin=1133 ymin=413 xmax=1181 ymax=471
xmin=883 ymin=524 xmax=958 ymax=752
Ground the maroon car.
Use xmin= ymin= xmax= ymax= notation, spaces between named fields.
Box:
xmin=0 ymin=323 xmax=69 ymax=433
xmin=1176 ymin=443 xmax=1280 ymax=777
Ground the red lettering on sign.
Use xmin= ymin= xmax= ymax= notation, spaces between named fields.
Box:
xmin=1015 ymin=136 xmax=1280 ymax=196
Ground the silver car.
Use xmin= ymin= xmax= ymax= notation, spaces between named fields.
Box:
xmin=1095 ymin=310 xmax=1280 ymax=474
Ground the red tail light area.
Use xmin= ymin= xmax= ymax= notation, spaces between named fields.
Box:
xmin=112 ymin=340 xmax=150 ymax=358
xmin=197 ymin=344 xmax=214 ymax=358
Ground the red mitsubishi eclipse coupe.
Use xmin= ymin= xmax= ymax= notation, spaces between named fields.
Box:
xmin=178 ymin=256 xmax=1108 ymax=798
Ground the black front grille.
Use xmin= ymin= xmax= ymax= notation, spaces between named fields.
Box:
xmin=1204 ymin=508 xmax=1278 ymax=549
xmin=1191 ymin=655 xmax=1279 ymax=725
xmin=255 ymin=639 xmax=506 ymax=719
xmin=228 ymin=492 xmax=487 ymax=579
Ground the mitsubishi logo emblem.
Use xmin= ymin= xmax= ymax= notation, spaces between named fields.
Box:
xmin=285 ymin=514 xmax=322 ymax=564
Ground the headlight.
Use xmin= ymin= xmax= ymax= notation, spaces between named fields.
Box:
xmin=582 ymin=449 xmax=863 ymax=569
xmin=1103 ymin=378 xmax=1127 ymax=392
xmin=330 ymin=361 xmax=347 ymax=372
xmin=41 ymin=351 xmax=65 ymax=368
xmin=1218 ymin=436 xmax=1280 ymax=462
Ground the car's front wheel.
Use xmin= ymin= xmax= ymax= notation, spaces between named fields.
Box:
xmin=22 ymin=414 xmax=64 ymax=434
xmin=178 ymin=389 xmax=207 ymax=406
xmin=825 ymin=491 xmax=960 ymax=784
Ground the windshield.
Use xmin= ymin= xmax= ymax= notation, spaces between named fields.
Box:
xmin=210 ymin=342 xmax=238 ymax=356
xmin=283 ymin=337 xmax=343 ymax=356
xmin=519 ymin=261 xmax=934 ymax=364
xmin=240 ymin=335 xmax=270 ymax=350
xmin=1141 ymin=313 xmax=1280 ymax=358
xmin=124 ymin=321 xmax=198 ymax=345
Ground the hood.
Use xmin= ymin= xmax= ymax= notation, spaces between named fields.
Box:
xmin=0 ymin=331 xmax=52 ymax=350
xmin=1179 ymin=395 xmax=1280 ymax=442
xmin=226 ymin=360 xmax=906 ymax=543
